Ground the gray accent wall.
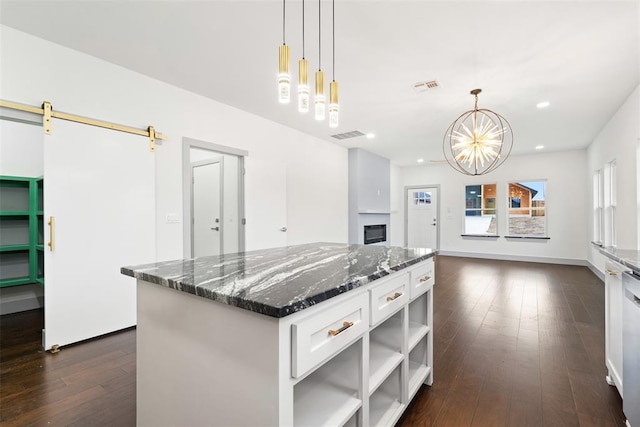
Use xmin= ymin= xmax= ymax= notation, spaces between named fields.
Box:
xmin=348 ymin=148 xmax=391 ymax=245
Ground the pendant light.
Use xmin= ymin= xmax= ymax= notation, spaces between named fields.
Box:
xmin=328 ymin=0 xmax=339 ymax=128
xmin=297 ymin=0 xmax=310 ymax=113
xmin=278 ymin=0 xmax=290 ymax=104
xmin=443 ymin=89 xmax=513 ymax=176
xmin=314 ymin=0 xmax=325 ymax=121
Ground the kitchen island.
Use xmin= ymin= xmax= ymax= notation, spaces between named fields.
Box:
xmin=122 ymin=242 xmax=437 ymax=427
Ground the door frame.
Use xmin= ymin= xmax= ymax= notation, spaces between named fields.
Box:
xmin=182 ymin=137 xmax=248 ymax=258
xmin=404 ymin=184 xmax=441 ymax=249
xmin=191 ymin=158 xmax=224 ymax=257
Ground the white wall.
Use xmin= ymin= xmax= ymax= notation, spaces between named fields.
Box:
xmin=284 ymin=134 xmax=348 ymax=246
xmin=0 ymin=119 xmax=43 ymax=177
xmin=0 ymin=26 xmax=348 ymax=262
xmin=394 ymin=150 xmax=589 ymax=264
xmin=587 ymin=85 xmax=640 ymax=273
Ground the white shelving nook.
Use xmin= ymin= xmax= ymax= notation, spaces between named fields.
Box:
xmin=135 ymin=256 xmax=435 ymax=426
xmin=294 ymin=339 xmax=363 ymax=426
xmin=370 ymin=364 xmax=405 ymax=427
xmin=369 ymin=312 xmax=404 ymax=395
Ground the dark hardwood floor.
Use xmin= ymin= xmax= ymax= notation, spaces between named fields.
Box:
xmin=0 ymin=310 xmax=136 ymax=426
xmin=398 ymin=256 xmax=625 ymax=427
xmin=0 ymin=256 xmax=626 ymax=426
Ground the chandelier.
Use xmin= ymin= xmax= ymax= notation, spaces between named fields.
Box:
xmin=278 ymin=0 xmax=339 ymax=128
xmin=443 ymin=89 xmax=513 ymax=176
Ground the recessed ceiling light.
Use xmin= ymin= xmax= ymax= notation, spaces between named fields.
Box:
xmin=536 ymin=101 xmax=550 ymax=109
xmin=366 ymin=133 xmax=375 ymax=139
xmin=417 ymin=158 xmax=424 ymax=163
xmin=536 ymin=145 xmax=544 ymax=150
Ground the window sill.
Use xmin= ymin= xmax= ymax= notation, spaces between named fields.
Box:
xmin=461 ymin=234 xmax=500 ymax=238
xmin=504 ymin=235 xmax=550 ymax=240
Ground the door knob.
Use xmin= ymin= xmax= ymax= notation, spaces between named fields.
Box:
xmin=280 ymin=227 xmax=287 ymax=232
xmin=211 ymin=227 xmax=220 ymax=231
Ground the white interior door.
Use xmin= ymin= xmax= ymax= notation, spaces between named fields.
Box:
xmin=244 ymin=157 xmax=286 ymax=250
xmin=44 ymin=120 xmax=155 ymax=349
xmin=406 ymin=187 xmax=439 ymax=249
xmin=192 ymin=159 xmax=222 ymax=257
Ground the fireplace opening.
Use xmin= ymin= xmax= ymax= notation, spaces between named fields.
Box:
xmin=364 ymin=224 xmax=387 ymax=245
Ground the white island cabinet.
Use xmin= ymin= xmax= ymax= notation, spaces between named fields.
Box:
xmin=123 ymin=242 xmax=435 ymax=426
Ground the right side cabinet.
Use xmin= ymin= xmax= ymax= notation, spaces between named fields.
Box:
xmin=605 ymin=259 xmax=625 ymax=397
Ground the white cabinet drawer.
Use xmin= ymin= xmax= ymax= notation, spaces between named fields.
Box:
xmin=409 ymin=259 xmax=434 ymax=299
xmin=369 ymin=273 xmax=409 ymax=326
xmin=291 ymin=292 xmax=369 ymax=378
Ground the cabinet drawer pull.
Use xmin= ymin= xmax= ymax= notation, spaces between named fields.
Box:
xmin=328 ymin=321 xmax=354 ymax=336
xmin=419 ymin=275 xmax=431 ymax=282
xmin=606 ymin=270 xmax=620 ymax=276
xmin=386 ymin=292 xmax=403 ymax=302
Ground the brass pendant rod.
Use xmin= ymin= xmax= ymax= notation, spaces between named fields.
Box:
xmin=318 ymin=0 xmax=321 ymax=70
xmin=0 ymin=99 xmax=167 ymax=152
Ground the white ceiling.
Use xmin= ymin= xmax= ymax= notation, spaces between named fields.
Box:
xmin=1 ymin=1 xmax=638 ymax=166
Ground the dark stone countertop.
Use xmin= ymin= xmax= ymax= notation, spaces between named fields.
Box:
xmin=599 ymin=246 xmax=640 ymax=275
xmin=122 ymin=242 xmax=436 ymax=318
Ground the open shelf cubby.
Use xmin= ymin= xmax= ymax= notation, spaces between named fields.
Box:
xmin=408 ymin=292 xmax=430 ymax=352
xmin=294 ymin=339 xmax=363 ymax=427
xmin=369 ymin=311 xmax=404 ymax=395
xmin=408 ymin=338 xmax=431 ymax=401
xmin=370 ymin=364 xmax=405 ymax=427
xmin=0 ymin=176 xmax=45 ymax=288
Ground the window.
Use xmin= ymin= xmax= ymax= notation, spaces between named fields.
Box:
xmin=413 ymin=191 xmax=431 ymax=205
xmin=605 ymin=161 xmax=617 ymax=247
xmin=507 ymin=181 xmax=547 ymax=237
xmin=593 ymin=169 xmax=604 ymax=244
xmin=464 ymin=184 xmax=497 ymax=235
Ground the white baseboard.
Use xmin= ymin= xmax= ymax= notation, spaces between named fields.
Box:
xmin=438 ymin=250 xmax=588 ymax=267
xmin=587 ymin=261 xmax=605 ymax=282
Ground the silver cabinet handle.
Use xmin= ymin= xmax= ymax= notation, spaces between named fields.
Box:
xmin=280 ymin=227 xmax=287 ymax=232
xmin=211 ymin=227 xmax=220 ymax=231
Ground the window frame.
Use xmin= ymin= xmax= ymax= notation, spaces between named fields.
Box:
xmin=463 ymin=183 xmax=498 ymax=236
xmin=593 ymin=169 xmax=604 ymax=245
xmin=605 ymin=160 xmax=617 ymax=247
xmin=506 ymin=180 xmax=548 ymax=238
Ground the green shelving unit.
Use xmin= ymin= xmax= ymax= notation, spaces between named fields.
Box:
xmin=0 ymin=176 xmax=44 ymax=288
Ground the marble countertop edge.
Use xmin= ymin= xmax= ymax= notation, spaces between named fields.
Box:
xmin=121 ymin=243 xmax=437 ymax=318
xmin=121 ymin=252 xmax=435 ymax=318
xmin=598 ymin=246 xmax=640 ymax=275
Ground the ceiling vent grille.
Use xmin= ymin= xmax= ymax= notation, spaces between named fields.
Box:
xmin=330 ymin=130 xmax=365 ymax=140
xmin=412 ymin=80 xmax=441 ymax=93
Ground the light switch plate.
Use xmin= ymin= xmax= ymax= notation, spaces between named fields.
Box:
xmin=166 ymin=213 xmax=180 ymax=223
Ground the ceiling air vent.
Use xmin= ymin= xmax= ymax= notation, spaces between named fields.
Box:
xmin=412 ymin=80 xmax=441 ymax=93
xmin=331 ymin=130 xmax=365 ymax=140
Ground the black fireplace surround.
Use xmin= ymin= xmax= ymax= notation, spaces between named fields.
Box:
xmin=364 ymin=224 xmax=387 ymax=245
